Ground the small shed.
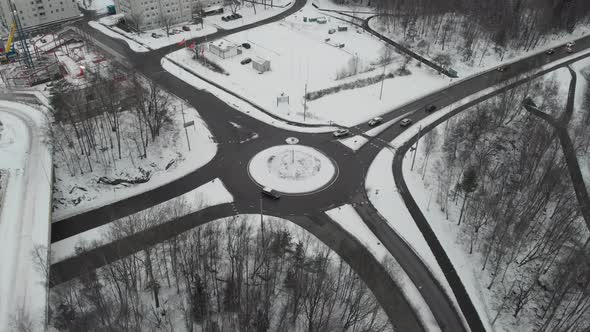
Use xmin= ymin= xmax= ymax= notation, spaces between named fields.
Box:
xmin=209 ymin=40 xmax=241 ymax=59
xmin=252 ymin=56 xmax=270 ymax=73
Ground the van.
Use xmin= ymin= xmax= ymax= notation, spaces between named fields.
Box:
xmin=262 ymin=187 xmax=281 ymax=199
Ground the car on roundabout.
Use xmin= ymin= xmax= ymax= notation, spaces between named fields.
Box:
xmin=333 ymin=129 xmax=350 ymax=137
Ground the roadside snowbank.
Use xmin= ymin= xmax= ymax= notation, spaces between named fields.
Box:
xmin=51 ymin=178 xmax=233 ymax=263
xmin=0 ymin=101 xmax=52 ymax=332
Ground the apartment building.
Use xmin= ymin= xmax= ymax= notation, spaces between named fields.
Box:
xmin=0 ymin=0 xmax=80 ymax=32
xmin=114 ymin=0 xmax=223 ymax=31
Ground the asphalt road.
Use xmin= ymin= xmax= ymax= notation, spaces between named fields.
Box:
xmin=49 ymin=5 xmax=590 ymax=332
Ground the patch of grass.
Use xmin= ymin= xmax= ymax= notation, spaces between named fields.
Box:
xmin=193 ymin=54 xmax=228 ymax=75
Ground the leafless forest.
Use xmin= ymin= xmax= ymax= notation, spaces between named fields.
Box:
xmin=419 ymin=70 xmax=590 ymax=330
xmin=50 ymin=211 xmax=392 ymax=332
xmin=362 ymin=0 xmax=590 ymax=66
xmin=49 ymin=66 xmax=175 ymax=178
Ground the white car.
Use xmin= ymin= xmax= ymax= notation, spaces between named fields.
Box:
xmin=400 ymin=118 xmax=413 ymax=127
xmin=566 ymin=41 xmax=576 ymax=48
xmin=368 ymin=117 xmax=383 ymax=126
xmin=333 ymin=129 xmax=350 ymax=138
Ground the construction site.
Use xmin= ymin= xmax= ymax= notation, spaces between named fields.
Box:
xmin=0 ymin=11 xmax=114 ymax=89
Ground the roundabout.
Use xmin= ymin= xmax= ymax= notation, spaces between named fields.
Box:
xmin=247 ymin=144 xmax=338 ymax=195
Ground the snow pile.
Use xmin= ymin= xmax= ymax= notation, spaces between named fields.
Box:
xmin=248 ymin=144 xmax=336 ymax=194
xmin=51 ymin=178 xmax=233 ymax=263
xmin=88 ymin=21 xmax=150 ymax=52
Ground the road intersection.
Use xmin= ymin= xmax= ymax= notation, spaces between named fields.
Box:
xmin=49 ymin=3 xmax=590 ymax=332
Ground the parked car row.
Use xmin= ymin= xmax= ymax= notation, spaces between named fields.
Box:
xmin=222 ymin=13 xmax=242 ymax=21
xmin=151 ymin=26 xmax=191 ymax=38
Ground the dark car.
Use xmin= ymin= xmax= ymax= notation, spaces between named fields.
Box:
xmin=262 ymin=187 xmax=281 ymax=199
xmin=242 ymin=42 xmax=251 ymax=49
xmin=182 ymin=26 xmax=190 ymax=31
xmin=241 ymin=57 xmax=252 ymax=65
xmin=222 ymin=16 xmax=229 ymax=21
xmin=400 ymin=118 xmax=413 ymax=127
xmin=235 ymin=13 xmax=242 ymax=18
xmin=231 ymin=14 xmax=239 ymax=20
xmin=425 ymin=105 xmax=437 ymax=113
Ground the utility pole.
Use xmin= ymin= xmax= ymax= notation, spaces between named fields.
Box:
xmin=379 ymin=63 xmax=386 ymax=100
xmin=260 ymin=194 xmax=265 ymax=246
xmin=303 ymin=83 xmax=308 ymax=122
xmin=181 ymin=104 xmax=191 ymax=151
xmin=411 ymin=125 xmax=422 ymax=171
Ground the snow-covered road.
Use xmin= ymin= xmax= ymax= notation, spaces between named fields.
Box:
xmin=0 ymin=101 xmax=52 ymax=331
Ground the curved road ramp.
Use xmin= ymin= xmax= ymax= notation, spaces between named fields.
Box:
xmin=0 ymin=100 xmax=52 ymax=331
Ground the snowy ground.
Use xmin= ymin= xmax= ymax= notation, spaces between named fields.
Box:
xmin=90 ymin=16 xmax=217 ymax=52
xmin=0 ymin=102 xmax=52 ymax=332
xmin=52 ymin=95 xmax=218 ymax=221
xmin=325 ymin=205 xmax=441 ymax=332
xmin=78 ymin=0 xmax=113 ymax=14
xmin=161 ymin=57 xmax=339 ymax=133
xmin=51 ymin=178 xmax=233 ymax=263
xmin=165 ymin=1 xmax=450 ymax=127
xmin=570 ymin=58 xmax=590 ymax=188
xmin=89 ymin=0 xmax=292 ymax=52
xmin=248 ymin=144 xmax=336 ymax=194
xmin=363 ymin=53 xmax=590 ymax=331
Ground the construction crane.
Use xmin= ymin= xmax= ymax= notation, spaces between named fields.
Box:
xmin=0 ymin=22 xmax=17 ymax=64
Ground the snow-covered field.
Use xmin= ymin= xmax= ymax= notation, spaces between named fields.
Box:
xmin=165 ymin=2 xmax=450 ymax=127
xmin=52 ymin=95 xmax=218 ymax=221
xmin=0 ymin=102 xmax=52 ymax=332
xmin=248 ymin=144 xmax=336 ymax=194
xmin=161 ymin=57 xmax=339 ymax=133
xmin=51 ymin=178 xmax=233 ymax=263
xmin=325 ymin=204 xmax=441 ymax=332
